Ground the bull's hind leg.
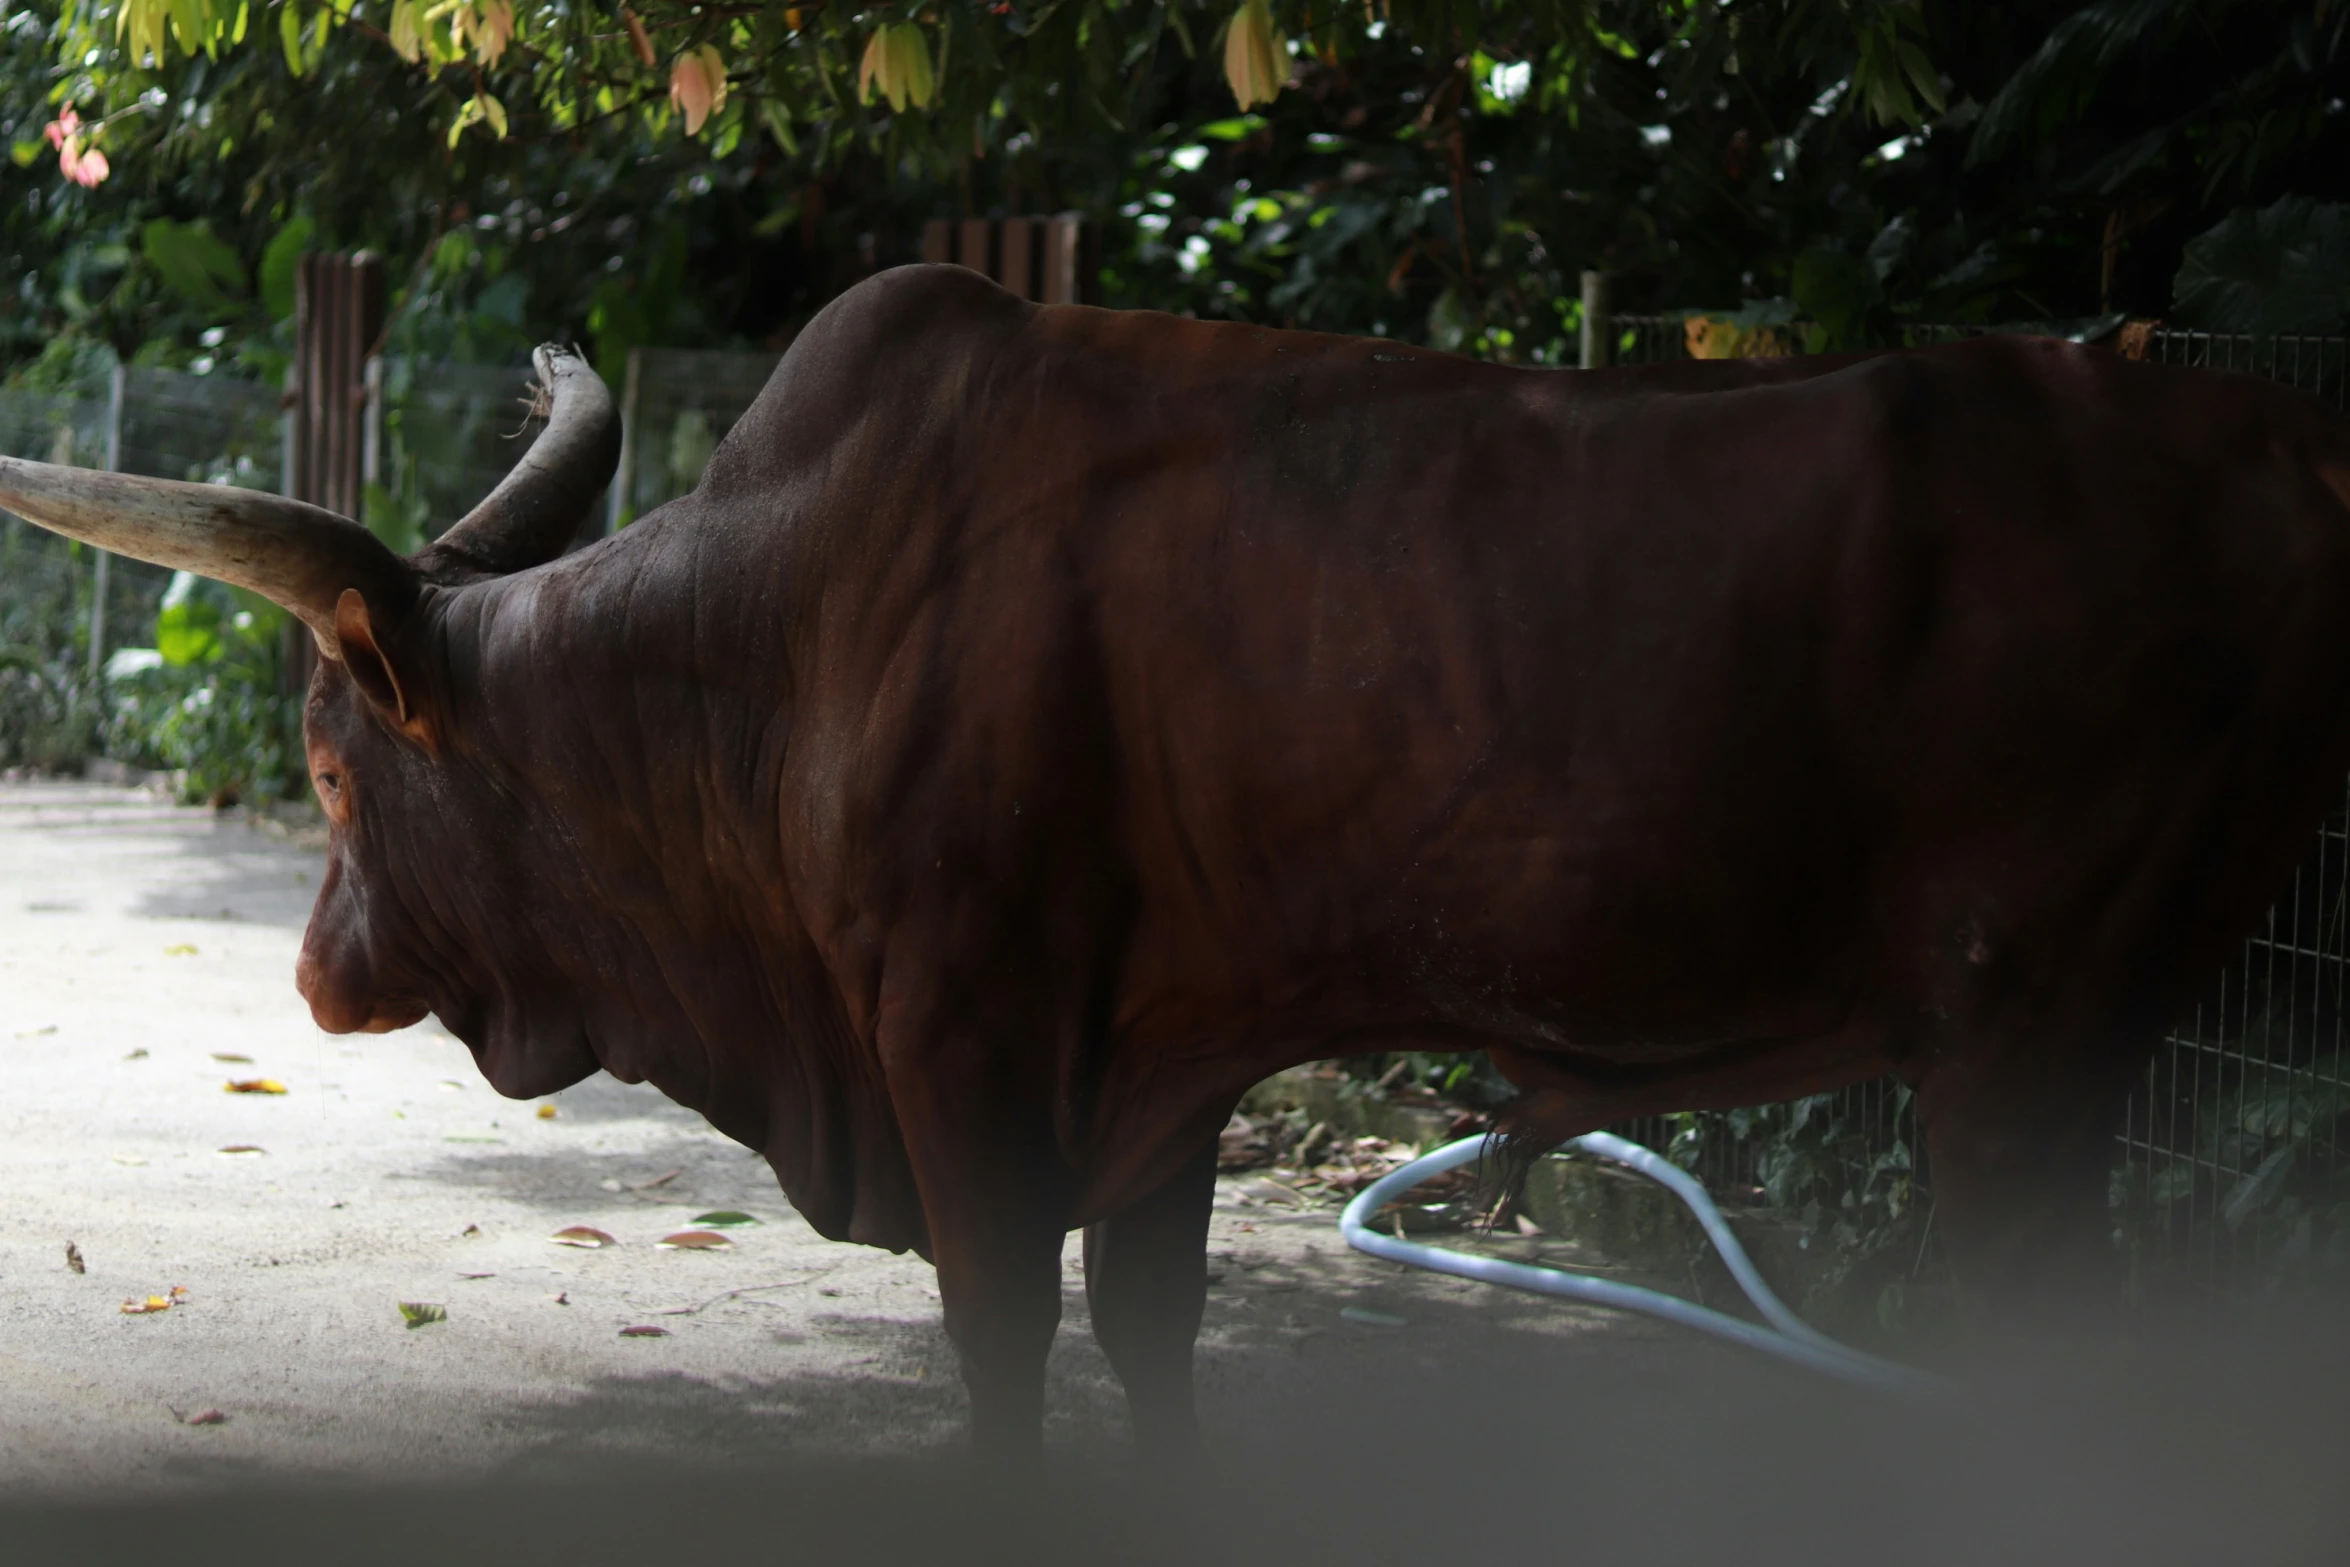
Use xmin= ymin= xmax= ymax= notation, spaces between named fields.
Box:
xmin=1912 ymin=1025 xmax=2153 ymax=1328
xmin=1082 ymin=1135 xmax=1220 ymax=1456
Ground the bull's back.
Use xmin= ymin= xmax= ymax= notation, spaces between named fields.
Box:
xmin=1050 ymin=323 xmax=2350 ymax=1052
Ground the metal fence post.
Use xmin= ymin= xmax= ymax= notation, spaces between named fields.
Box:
xmin=1579 ymin=270 xmax=1611 ymax=371
xmin=88 ymin=363 xmax=124 ymax=687
xmin=606 ymin=347 xmax=641 ymax=534
xmin=362 ymin=354 xmax=384 ymax=496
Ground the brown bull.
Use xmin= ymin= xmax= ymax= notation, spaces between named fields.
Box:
xmin=7 ymin=264 xmax=2350 ymax=1451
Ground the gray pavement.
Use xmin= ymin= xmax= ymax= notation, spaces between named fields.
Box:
xmin=0 ymin=777 xmax=1709 ymax=1500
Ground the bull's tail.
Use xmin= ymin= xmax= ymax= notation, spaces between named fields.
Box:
xmin=1471 ymin=1090 xmax=1576 ymax=1232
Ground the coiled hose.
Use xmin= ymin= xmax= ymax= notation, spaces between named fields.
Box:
xmin=1338 ymin=1132 xmax=1947 ymax=1397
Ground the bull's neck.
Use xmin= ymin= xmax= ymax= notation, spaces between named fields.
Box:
xmin=434 ymin=535 xmax=796 ymax=1122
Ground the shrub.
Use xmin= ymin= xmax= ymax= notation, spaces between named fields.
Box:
xmin=106 ymin=572 xmax=303 ymax=807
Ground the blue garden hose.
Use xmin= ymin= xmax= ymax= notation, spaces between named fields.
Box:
xmin=1338 ymin=1132 xmax=1948 ymax=1397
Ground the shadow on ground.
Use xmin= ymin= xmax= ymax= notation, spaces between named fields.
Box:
xmin=19 ymin=1312 xmax=2350 ymax=1566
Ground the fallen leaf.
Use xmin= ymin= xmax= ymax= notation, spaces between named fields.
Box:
xmin=460 ymin=1223 xmax=482 ymax=1237
xmin=163 ymin=944 xmax=198 ymax=956
xmin=456 ymin=1271 xmax=496 ymax=1280
xmin=398 ymin=1301 xmax=447 ymax=1328
xmin=536 ymin=1103 xmax=558 ymax=1120
xmin=444 ymin=1134 xmax=502 ymax=1144
xmin=210 ymin=1052 xmax=253 ymax=1063
xmin=688 ymin=1210 xmax=759 ymax=1228
xmin=224 ymin=1078 xmax=287 ymax=1095
xmin=618 ymin=1324 xmax=669 ymax=1338
xmin=1339 ymin=1305 xmax=1409 ymax=1329
xmin=170 ymin=1286 xmax=189 ymax=1300
xmin=551 ymin=1291 xmax=569 ymax=1306
xmin=630 ymin=1169 xmax=681 ymax=1191
xmin=65 ymin=1241 xmax=84 ymax=1274
xmin=216 ymin=1145 xmax=266 ymax=1157
xmin=548 ymin=1226 xmax=617 ymax=1249
xmin=123 ymin=1048 xmax=148 ymax=1061
xmin=14 ymin=1024 xmax=56 ymax=1038
xmin=112 ymin=1154 xmax=147 ymax=1166
xmin=656 ymin=1230 xmax=733 ymax=1250
xmin=171 ymin=1407 xmax=228 ymax=1426
xmin=121 ymin=1295 xmax=173 ymax=1315
xmin=436 ymin=1080 xmax=465 ymax=1091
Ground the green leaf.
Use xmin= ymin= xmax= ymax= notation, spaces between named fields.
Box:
xmin=140 ymin=218 xmax=250 ymax=313
xmin=398 ymin=1300 xmax=447 ymax=1328
xmin=758 ymin=98 xmax=799 ymax=156
xmin=1195 ymin=115 xmax=1264 ymax=141
xmin=2172 ymin=198 xmax=2350 ymax=335
xmin=155 ymin=575 xmax=225 ymax=666
xmin=687 ymin=1210 xmax=760 ymax=1228
xmin=280 ymin=0 xmax=305 ymax=73
xmin=258 ymin=213 xmax=314 ymax=321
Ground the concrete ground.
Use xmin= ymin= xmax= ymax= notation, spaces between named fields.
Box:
xmin=0 ymin=776 xmax=1730 ymax=1501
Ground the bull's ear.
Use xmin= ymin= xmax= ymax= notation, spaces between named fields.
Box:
xmin=332 ymin=588 xmax=426 ymax=739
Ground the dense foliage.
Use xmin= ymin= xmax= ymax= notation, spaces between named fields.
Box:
xmin=5 ymin=0 xmax=2346 ymax=391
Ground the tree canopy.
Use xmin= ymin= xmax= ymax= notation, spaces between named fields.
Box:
xmin=4 ymin=0 xmax=2345 ymax=383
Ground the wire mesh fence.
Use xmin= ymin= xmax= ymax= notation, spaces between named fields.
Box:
xmin=612 ymin=348 xmax=782 ymax=527
xmin=1606 ymin=311 xmax=2350 ymax=1296
xmin=371 ymin=357 xmax=553 ymax=540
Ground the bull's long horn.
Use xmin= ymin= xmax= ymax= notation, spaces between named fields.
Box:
xmin=414 ymin=343 xmax=620 ymax=582
xmin=0 ymin=459 xmax=414 ymax=660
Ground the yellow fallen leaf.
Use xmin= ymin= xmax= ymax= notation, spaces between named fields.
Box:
xmin=548 ymin=1226 xmax=616 ymax=1249
xmin=224 ymin=1079 xmax=287 ymax=1095
xmin=163 ymin=944 xmax=198 ymax=957
xmin=655 ymin=1230 xmax=732 ymax=1250
xmin=536 ymin=1103 xmax=558 ymax=1120
xmin=210 ymin=1052 xmax=253 ymax=1063
xmin=121 ymin=1295 xmax=173 ymax=1315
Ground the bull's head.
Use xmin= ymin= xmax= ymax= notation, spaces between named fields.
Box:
xmin=0 ymin=346 xmax=621 ymax=1095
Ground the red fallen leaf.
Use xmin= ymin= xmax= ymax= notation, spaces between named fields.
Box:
xmin=655 ymin=1230 xmax=732 ymax=1250
xmin=548 ymin=1226 xmax=616 ymax=1249
xmin=172 ymin=1407 xmax=227 ymax=1426
xmin=618 ymin=1324 xmax=670 ymax=1338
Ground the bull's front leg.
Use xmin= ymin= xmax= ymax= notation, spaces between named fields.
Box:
xmin=1082 ymin=1134 xmax=1220 ymax=1455
xmin=878 ymin=1003 xmax=1073 ymax=1457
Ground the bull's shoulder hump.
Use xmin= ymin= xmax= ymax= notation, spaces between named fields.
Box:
xmin=786 ymin=264 xmax=1037 ymax=377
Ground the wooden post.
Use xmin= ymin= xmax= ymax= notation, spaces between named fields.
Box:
xmin=1579 ymin=270 xmax=1610 ymax=371
xmin=924 ymin=216 xmax=1095 ymax=304
xmin=285 ymin=252 xmax=385 ymax=691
